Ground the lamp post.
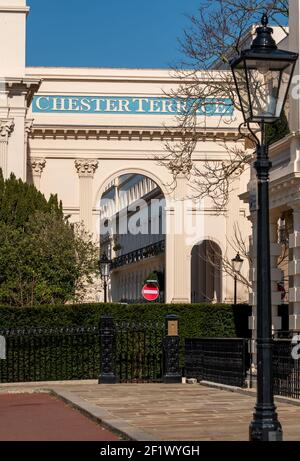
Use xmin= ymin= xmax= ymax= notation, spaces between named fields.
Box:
xmin=99 ymin=252 xmax=111 ymax=303
xmin=232 ymin=252 xmax=244 ymax=305
xmin=231 ymin=14 xmax=298 ymax=442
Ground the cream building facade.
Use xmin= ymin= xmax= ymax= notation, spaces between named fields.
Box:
xmin=0 ymin=0 xmax=252 ymax=304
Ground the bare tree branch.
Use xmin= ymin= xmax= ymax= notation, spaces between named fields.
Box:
xmin=161 ymin=1 xmax=288 ymax=209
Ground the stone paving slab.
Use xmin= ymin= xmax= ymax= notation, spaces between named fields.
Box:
xmin=2 ymin=381 xmax=300 ymax=441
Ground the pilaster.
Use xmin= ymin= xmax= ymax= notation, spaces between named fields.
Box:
xmin=0 ymin=119 xmax=14 ymax=178
xmin=289 ymin=0 xmax=300 ymax=133
xmin=248 ymin=211 xmax=257 ymax=370
xmin=289 ymin=206 xmax=300 ymax=330
xmin=24 ymin=119 xmax=33 ymax=180
xmin=249 ymin=213 xmax=282 ymax=329
xmin=75 ymin=159 xmax=99 ymax=233
xmin=165 ymin=175 xmax=191 ymax=303
xmin=269 ymin=213 xmax=283 ymax=332
xmin=0 ymin=0 xmax=29 ymax=78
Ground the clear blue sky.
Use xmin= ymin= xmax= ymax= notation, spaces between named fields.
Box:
xmin=26 ymin=0 xmax=201 ymax=68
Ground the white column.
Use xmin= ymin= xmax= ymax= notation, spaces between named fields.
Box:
xmin=128 ymin=273 xmax=132 ymax=301
xmin=165 ymin=175 xmax=190 ymax=303
xmin=249 ymin=211 xmax=283 ymax=371
xmin=269 ymin=213 xmax=283 ymax=332
xmin=289 ymin=0 xmax=300 ymax=133
xmin=289 ymin=207 xmax=300 ymax=330
xmin=0 ymin=3 xmax=41 ymax=182
xmin=125 ymin=274 xmax=129 ymax=301
xmin=0 ymin=119 xmax=14 ymax=178
xmin=0 ymin=1 xmax=28 ymax=78
xmin=288 ymin=1 xmax=300 ymax=182
xmin=29 ymin=157 xmax=46 ymax=190
xmin=75 ymin=159 xmax=98 ymax=233
xmin=248 ymin=211 xmax=257 ymax=368
xmin=119 ymin=273 xmax=122 ymax=301
xmin=24 ymin=119 xmax=33 ymax=181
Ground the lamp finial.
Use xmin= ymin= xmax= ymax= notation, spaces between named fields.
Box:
xmin=261 ymin=13 xmax=268 ymax=28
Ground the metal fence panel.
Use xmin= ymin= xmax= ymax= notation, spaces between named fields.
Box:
xmin=0 ymin=321 xmax=165 ymax=384
xmin=0 ymin=326 xmax=100 ymax=383
xmin=273 ymin=339 xmax=300 ymax=399
xmin=185 ymin=337 xmax=249 ymax=388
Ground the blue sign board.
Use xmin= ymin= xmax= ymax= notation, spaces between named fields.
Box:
xmin=32 ymin=95 xmax=234 ymax=117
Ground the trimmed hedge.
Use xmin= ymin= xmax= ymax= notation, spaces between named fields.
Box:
xmin=0 ymin=303 xmax=251 ymax=339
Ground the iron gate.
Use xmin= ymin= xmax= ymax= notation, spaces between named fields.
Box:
xmin=114 ymin=321 xmax=164 ymax=382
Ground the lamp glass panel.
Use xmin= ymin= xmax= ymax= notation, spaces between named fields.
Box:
xmin=232 ymin=62 xmax=251 ymax=121
xmin=232 ymin=256 xmax=243 ymax=273
xmin=100 ymin=262 xmax=109 ymax=277
xmin=275 ymin=62 xmax=294 ymax=117
xmin=234 ymin=259 xmax=243 ymax=273
xmin=245 ymin=59 xmax=294 ymax=121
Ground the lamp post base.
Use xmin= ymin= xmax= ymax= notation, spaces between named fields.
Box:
xmin=249 ymin=414 xmax=283 ymax=441
xmin=98 ymin=373 xmax=117 ymax=384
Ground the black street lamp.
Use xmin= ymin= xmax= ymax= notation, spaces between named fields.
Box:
xmin=232 ymin=253 xmax=244 ymax=305
xmin=99 ymin=252 xmax=111 ymax=303
xmin=231 ymin=14 xmax=298 ymax=442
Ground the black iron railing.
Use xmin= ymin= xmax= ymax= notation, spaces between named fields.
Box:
xmin=9 ymin=321 xmax=300 ymax=394
xmin=273 ymin=338 xmax=300 ymax=399
xmin=0 ymin=319 xmax=170 ymax=384
xmin=185 ymin=338 xmax=250 ymax=388
xmin=0 ymin=326 xmax=100 ymax=383
xmin=111 ymin=240 xmax=165 ymax=269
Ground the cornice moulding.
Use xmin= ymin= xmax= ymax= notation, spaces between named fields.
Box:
xmin=30 ymin=125 xmax=240 ymax=141
xmin=269 ymin=173 xmax=300 ymax=194
xmin=0 ymin=78 xmax=41 ymax=93
xmin=269 ymin=131 xmax=300 ymax=157
xmin=25 ymin=68 xmax=232 ymax=84
xmin=0 ymin=6 xmax=30 ymax=14
xmin=0 ymin=78 xmax=41 ymax=107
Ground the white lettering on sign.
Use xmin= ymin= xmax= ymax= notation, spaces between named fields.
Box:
xmin=32 ymin=96 xmax=235 ymax=116
xmin=35 ymin=96 xmax=50 ymax=111
xmin=118 ymin=99 xmax=130 ymax=112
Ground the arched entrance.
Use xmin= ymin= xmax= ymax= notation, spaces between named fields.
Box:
xmin=99 ymin=173 xmax=166 ymax=303
xmin=191 ymin=240 xmax=222 ymax=303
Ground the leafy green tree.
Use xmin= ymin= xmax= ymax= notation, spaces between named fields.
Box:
xmin=0 ymin=172 xmax=63 ymax=228
xmin=0 ymin=172 xmax=98 ymax=306
xmin=266 ymin=111 xmax=290 ymax=145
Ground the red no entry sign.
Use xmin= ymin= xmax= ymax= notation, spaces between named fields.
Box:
xmin=142 ymin=283 xmax=159 ymax=302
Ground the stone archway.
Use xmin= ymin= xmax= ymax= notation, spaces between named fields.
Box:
xmin=191 ymin=240 xmax=222 ymax=303
xmin=99 ymin=172 xmax=166 ymax=303
xmin=94 ymin=166 xmax=171 ymax=210
xmin=94 ymin=166 xmax=193 ymax=304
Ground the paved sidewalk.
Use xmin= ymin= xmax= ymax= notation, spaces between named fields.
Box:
xmin=1 ymin=381 xmax=300 ymax=441
xmin=0 ymin=392 xmax=120 ymax=441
